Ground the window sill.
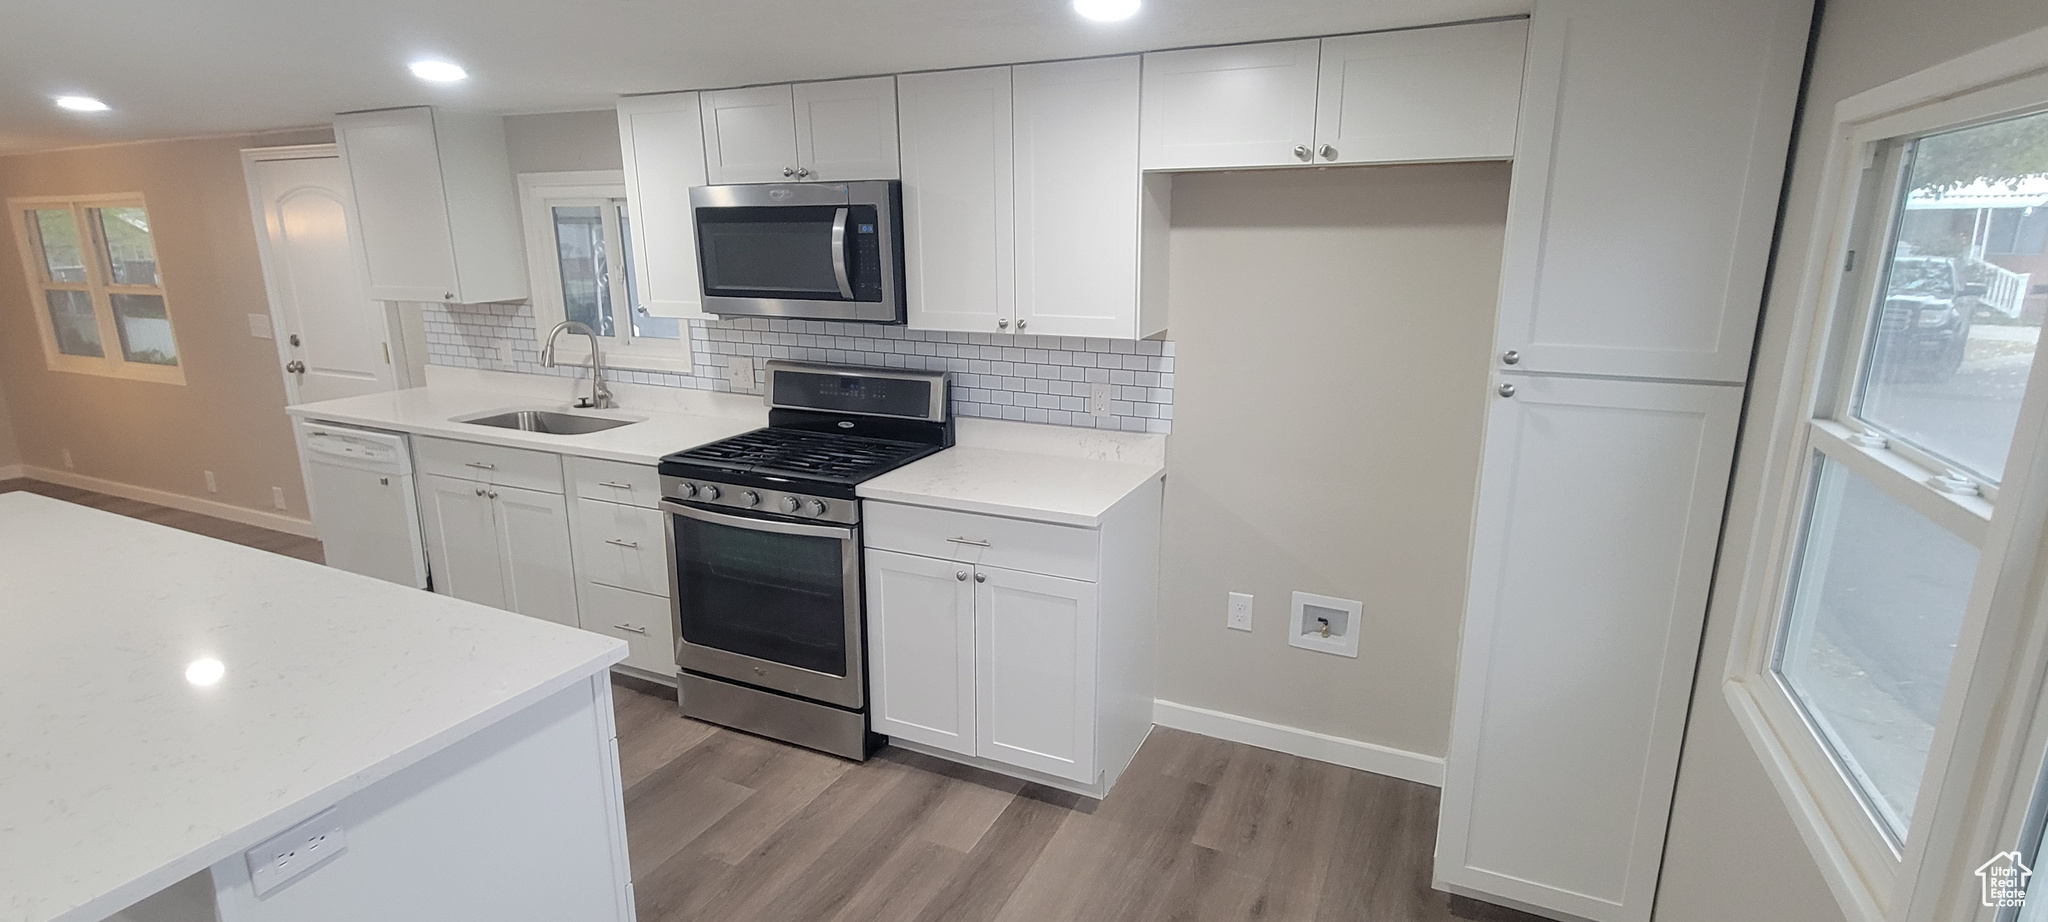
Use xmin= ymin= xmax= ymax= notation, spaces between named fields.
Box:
xmin=45 ymin=353 xmax=186 ymax=385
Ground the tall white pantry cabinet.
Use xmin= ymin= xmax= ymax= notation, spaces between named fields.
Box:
xmin=1434 ymin=2 xmax=1813 ymax=922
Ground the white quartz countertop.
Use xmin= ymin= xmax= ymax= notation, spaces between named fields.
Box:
xmin=0 ymin=493 xmax=627 ymax=922
xmin=858 ymin=446 xmax=1164 ymax=527
xmin=285 ymin=386 xmax=760 ymax=465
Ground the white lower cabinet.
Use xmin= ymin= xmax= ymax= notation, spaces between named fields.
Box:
xmin=864 ymin=482 xmax=1159 ymax=795
xmin=419 ymin=472 xmax=579 ymax=628
xmin=569 ymin=484 xmax=679 ymax=680
xmin=580 ymin=580 xmax=677 ymax=676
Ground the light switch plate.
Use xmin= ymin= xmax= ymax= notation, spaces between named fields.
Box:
xmin=726 ymin=358 xmax=754 ymax=391
xmin=246 ymin=808 xmax=347 ymax=896
xmin=247 ymin=314 xmax=274 ymax=340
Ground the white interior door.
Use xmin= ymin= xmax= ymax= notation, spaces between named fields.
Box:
xmin=247 ymin=150 xmax=395 ymax=405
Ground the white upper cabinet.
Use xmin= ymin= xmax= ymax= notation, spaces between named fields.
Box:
xmin=334 ymin=107 xmax=528 ymax=304
xmin=617 ymin=92 xmax=712 ymax=320
xmin=1014 ymin=56 xmax=1155 ymax=339
xmin=1139 ymin=40 xmax=1322 ymax=170
xmin=699 ymin=85 xmax=799 ymax=184
xmin=1491 ymin=0 xmax=1808 ymax=383
xmin=701 ymin=77 xmax=899 ymax=184
xmin=1314 ymin=20 xmax=1527 ymax=165
xmin=899 ymin=67 xmax=1015 ymax=334
xmin=1138 ymin=22 xmax=1528 ymax=172
xmin=793 ymin=77 xmax=901 ymax=182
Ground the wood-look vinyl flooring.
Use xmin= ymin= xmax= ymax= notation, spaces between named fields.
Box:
xmin=0 ymin=478 xmax=325 ymax=563
xmin=11 ymin=479 xmax=1541 ymax=922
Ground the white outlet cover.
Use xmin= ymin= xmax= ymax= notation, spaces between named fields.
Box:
xmin=726 ymin=359 xmax=754 ymax=390
xmin=1289 ymin=591 xmax=1362 ymax=658
xmin=272 ymin=486 xmax=287 ymax=511
xmin=1227 ymin=592 xmax=1253 ymax=631
xmin=1089 ymin=383 xmax=1112 ymax=418
xmin=247 ymin=808 xmax=347 ymax=896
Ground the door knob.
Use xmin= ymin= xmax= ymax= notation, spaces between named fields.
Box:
xmin=288 ymin=333 xmax=301 ymax=347
xmin=1318 ymin=144 xmax=1337 ymax=161
xmin=285 ymin=360 xmax=305 ymax=374
xmin=1293 ymin=145 xmax=1313 ymax=162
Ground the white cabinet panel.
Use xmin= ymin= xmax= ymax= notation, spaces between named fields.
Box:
xmin=1314 ymin=20 xmax=1527 ymax=165
xmin=794 ymin=77 xmax=900 ymax=182
xmin=617 ymin=93 xmax=713 ymax=320
xmin=571 ymin=498 xmax=668 ymax=596
xmin=334 ymin=107 xmax=526 ymax=304
xmin=1491 ymin=0 xmax=1808 ymax=383
xmin=976 ymin=565 xmax=1098 ymax=784
xmin=700 ymin=85 xmax=800 ymax=184
xmin=867 ymin=549 xmax=978 ymax=756
xmin=420 ymin=474 xmax=506 ymax=609
xmin=581 ymin=581 xmax=676 ymax=676
xmin=494 ymin=484 xmax=580 ymax=629
xmin=1013 ymin=56 xmax=1144 ymax=339
xmin=1140 ymin=40 xmax=1322 ymax=170
xmin=1437 ymin=373 xmax=1742 ymax=922
xmin=899 ymin=67 xmax=1015 ymax=334
xmin=414 ymin=436 xmax=565 ymax=495
xmin=568 ymin=456 xmax=662 ymax=510
xmin=865 ymin=499 xmax=1098 ymax=582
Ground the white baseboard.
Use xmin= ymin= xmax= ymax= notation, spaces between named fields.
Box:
xmin=1152 ymin=699 xmax=1445 ymax=787
xmin=18 ymin=466 xmax=318 ymax=539
xmin=0 ymin=463 xmax=24 ymax=481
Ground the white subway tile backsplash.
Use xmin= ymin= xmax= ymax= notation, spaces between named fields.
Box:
xmin=420 ymin=302 xmax=1173 ymax=432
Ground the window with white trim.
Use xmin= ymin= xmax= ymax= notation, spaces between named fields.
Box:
xmin=517 ymin=171 xmax=690 ymax=372
xmin=9 ymin=195 xmax=183 ymax=384
xmin=1729 ymin=43 xmax=2048 ymax=922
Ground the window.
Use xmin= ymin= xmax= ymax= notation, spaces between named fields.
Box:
xmin=10 ymin=195 xmax=182 ymax=383
xmin=517 ymin=172 xmax=689 ymax=372
xmin=1727 ymin=47 xmax=2048 ymax=922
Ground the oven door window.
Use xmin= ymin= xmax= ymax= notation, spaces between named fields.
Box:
xmin=695 ymin=204 xmax=879 ymax=302
xmin=672 ymin=512 xmax=850 ymax=677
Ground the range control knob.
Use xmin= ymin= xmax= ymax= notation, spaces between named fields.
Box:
xmin=806 ymin=499 xmax=828 ymax=517
xmin=697 ymin=484 xmax=721 ymax=501
xmin=674 ymin=482 xmax=698 ymax=499
xmin=741 ymin=490 xmax=761 ymax=507
xmin=779 ymin=495 xmax=802 ymax=513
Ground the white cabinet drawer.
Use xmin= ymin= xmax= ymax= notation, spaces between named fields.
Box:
xmin=415 ymin=437 xmax=565 ymax=495
xmin=572 ymin=499 xmax=669 ymax=596
xmin=569 ymin=456 xmax=661 ymax=509
xmin=582 ymin=581 xmax=676 ymax=677
xmin=864 ymin=501 xmax=1097 ymax=582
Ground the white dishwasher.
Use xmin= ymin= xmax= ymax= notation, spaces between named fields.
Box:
xmin=298 ymin=421 xmax=429 ymax=589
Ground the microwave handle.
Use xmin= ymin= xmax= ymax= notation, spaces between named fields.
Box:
xmin=830 ymin=206 xmax=853 ymax=300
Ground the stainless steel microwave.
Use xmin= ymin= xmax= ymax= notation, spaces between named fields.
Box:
xmin=689 ymin=180 xmax=905 ymax=323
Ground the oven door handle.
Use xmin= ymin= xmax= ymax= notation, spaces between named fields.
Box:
xmin=661 ymin=499 xmax=856 ymax=539
xmin=829 ymin=206 xmax=853 ymax=300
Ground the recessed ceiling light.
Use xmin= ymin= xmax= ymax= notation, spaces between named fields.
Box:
xmin=54 ymin=95 xmax=110 ymax=112
xmin=185 ymin=658 xmax=225 ymax=686
xmin=409 ymin=60 xmax=468 ymax=83
xmin=1073 ymin=0 xmax=1140 ymax=22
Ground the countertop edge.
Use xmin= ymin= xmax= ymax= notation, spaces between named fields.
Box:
xmin=286 ymin=403 xmax=701 ymax=466
xmin=46 ymin=644 xmax=625 ymax=922
xmin=857 ymin=465 xmax=1165 ymax=528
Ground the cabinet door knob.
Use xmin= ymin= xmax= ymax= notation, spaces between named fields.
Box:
xmin=1498 ymin=383 xmax=1517 ymax=398
xmin=997 ymin=318 xmax=1009 ymax=329
xmin=1502 ymin=349 xmax=1520 ymax=365
xmin=974 ymin=573 xmax=987 ymax=583
xmin=956 ymin=570 xmax=968 ymax=581
xmin=783 ymin=167 xmax=797 ymax=178
xmin=474 ymin=487 xmax=485 ymax=496
xmin=487 ymin=490 xmax=499 ymax=499
xmin=443 ymin=292 xmax=455 ymax=301
xmin=1293 ymin=145 xmax=1313 ymax=162
xmin=1016 ymin=320 xmax=1027 ymax=331
xmin=1318 ymin=144 xmax=1337 ymax=161
xmin=795 ymin=167 xmax=811 ymax=178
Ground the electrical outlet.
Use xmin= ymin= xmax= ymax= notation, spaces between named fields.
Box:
xmin=1089 ymin=383 xmax=1112 ymax=419
xmin=1227 ymin=592 xmax=1254 ymax=632
xmin=61 ymin=449 xmax=74 ymax=470
xmin=272 ymin=487 xmax=287 ymax=511
xmin=726 ymin=358 xmax=754 ymax=391
xmin=246 ymin=808 xmax=348 ymax=896
xmin=204 ymin=471 xmax=218 ymax=494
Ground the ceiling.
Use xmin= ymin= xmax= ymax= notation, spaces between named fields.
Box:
xmin=0 ymin=0 xmax=1525 ymax=156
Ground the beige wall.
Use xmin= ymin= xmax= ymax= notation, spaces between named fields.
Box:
xmin=1654 ymin=1 xmax=2048 ymax=919
xmin=0 ymin=128 xmax=330 ymax=517
xmin=1157 ymin=163 xmax=1509 ymax=756
xmin=0 ymin=378 xmax=19 ymax=467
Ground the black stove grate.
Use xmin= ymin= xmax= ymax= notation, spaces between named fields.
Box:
xmin=666 ymin=428 xmax=936 ymax=482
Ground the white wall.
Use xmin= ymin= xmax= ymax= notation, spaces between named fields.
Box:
xmin=1655 ymin=1 xmax=2048 ymax=919
xmin=504 ymin=110 xmax=623 ymax=174
xmin=1157 ymin=163 xmax=1510 ymax=757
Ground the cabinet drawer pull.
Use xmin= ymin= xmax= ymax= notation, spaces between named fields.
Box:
xmin=612 ymin=623 xmax=649 ymax=635
xmin=464 ymin=461 xmax=496 ymax=471
xmin=604 ymin=539 xmax=640 ymax=549
xmin=598 ymin=481 xmax=634 ymax=490
xmin=946 ymin=536 xmax=992 ymax=547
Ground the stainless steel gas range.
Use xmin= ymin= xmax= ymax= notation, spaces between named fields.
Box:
xmin=656 ymin=361 xmax=950 ymax=759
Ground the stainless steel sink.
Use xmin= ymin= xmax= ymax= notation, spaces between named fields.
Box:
xmin=456 ymin=409 xmax=639 ymax=435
